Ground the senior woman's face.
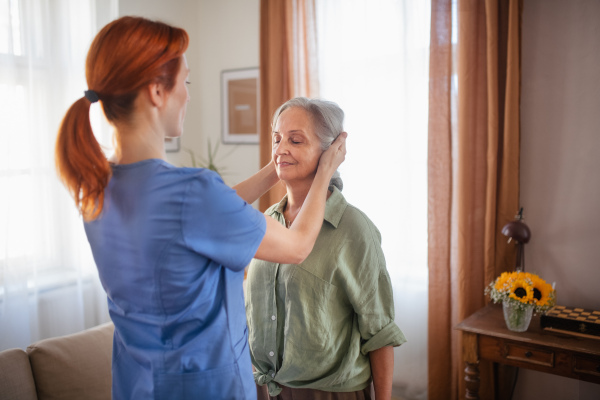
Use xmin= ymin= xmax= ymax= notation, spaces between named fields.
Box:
xmin=272 ymin=107 xmax=323 ymax=185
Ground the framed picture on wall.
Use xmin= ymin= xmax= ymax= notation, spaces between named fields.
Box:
xmin=221 ymin=68 xmax=260 ymax=144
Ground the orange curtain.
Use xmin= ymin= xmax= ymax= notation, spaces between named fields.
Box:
xmin=259 ymin=0 xmax=319 ymax=211
xmin=427 ymin=0 xmax=523 ymax=399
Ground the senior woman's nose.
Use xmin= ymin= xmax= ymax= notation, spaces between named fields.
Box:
xmin=275 ymin=141 xmax=290 ymax=155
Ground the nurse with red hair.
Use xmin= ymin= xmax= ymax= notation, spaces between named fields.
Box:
xmin=55 ymin=16 xmax=346 ymax=399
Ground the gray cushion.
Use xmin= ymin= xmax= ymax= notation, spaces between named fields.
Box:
xmin=0 ymin=348 xmax=38 ymax=400
xmin=27 ymin=323 xmax=113 ymax=400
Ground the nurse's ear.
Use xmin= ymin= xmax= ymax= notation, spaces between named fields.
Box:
xmin=146 ymin=81 xmax=167 ymax=109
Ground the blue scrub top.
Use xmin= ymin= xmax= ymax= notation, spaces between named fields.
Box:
xmin=84 ymin=159 xmax=265 ymax=399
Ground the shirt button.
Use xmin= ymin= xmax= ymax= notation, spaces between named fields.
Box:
xmin=271 ymin=373 xmax=275 ymax=378
xmin=269 ymin=351 xmax=274 ymax=357
xmin=271 ymin=315 xmax=276 ymax=321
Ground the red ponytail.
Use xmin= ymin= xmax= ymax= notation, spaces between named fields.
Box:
xmin=55 ymin=17 xmax=189 ymax=221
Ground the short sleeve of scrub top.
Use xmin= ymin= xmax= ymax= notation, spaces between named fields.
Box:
xmin=182 ymin=171 xmax=266 ymax=271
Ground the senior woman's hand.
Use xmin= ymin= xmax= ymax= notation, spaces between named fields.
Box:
xmin=318 ymin=132 xmax=347 ymax=178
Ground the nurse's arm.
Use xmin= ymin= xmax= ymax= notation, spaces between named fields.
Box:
xmin=232 ymin=160 xmax=279 ymax=204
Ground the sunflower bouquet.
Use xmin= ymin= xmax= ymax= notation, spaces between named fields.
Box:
xmin=485 ymin=271 xmax=556 ymax=313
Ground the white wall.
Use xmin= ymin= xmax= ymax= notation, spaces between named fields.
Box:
xmin=119 ymin=0 xmax=261 ymax=187
xmin=517 ymin=1 xmax=600 ymax=399
xmin=193 ymin=0 xmax=261 ymax=187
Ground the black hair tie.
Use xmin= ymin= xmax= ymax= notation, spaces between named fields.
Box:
xmin=84 ymin=90 xmax=100 ymax=103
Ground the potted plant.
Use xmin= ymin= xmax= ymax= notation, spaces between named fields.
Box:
xmin=485 ymin=271 xmax=556 ymax=332
xmin=183 ymin=139 xmax=236 ymax=176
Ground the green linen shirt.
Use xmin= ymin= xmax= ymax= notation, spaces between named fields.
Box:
xmin=245 ymin=187 xmax=406 ymax=396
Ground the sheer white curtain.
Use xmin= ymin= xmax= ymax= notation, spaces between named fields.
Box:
xmin=315 ymin=1 xmax=430 ymax=398
xmin=0 ymin=0 xmax=116 ymax=351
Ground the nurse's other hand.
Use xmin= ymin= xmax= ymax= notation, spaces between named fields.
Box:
xmin=318 ymin=132 xmax=347 ymax=177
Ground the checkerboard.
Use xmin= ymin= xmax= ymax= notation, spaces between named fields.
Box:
xmin=541 ymin=305 xmax=600 ymax=339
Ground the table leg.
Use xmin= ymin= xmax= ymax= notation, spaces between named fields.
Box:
xmin=462 ymin=331 xmax=480 ymax=400
xmin=464 ymin=361 xmax=480 ymax=400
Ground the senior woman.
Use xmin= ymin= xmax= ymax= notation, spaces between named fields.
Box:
xmin=246 ymin=97 xmax=406 ymax=400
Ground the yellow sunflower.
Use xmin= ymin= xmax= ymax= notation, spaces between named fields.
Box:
xmin=494 ymin=272 xmax=513 ymax=292
xmin=508 ymin=279 xmax=534 ymax=304
xmin=487 ymin=270 xmax=556 ymax=312
xmin=531 ymin=276 xmax=554 ymax=307
xmin=518 ymin=271 xmax=532 ymax=281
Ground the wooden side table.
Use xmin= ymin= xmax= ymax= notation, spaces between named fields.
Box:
xmin=456 ymin=304 xmax=600 ymax=400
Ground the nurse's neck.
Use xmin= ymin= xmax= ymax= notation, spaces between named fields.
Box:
xmin=113 ymin=128 xmax=167 ymax=165
xmin=110 ymin=101 xmax=168 ymax=165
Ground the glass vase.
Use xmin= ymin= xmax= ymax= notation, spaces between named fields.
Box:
xmin=502 ymin=299 xmax=534 ymax=332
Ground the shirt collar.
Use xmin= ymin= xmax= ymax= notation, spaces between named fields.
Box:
xmin=267 ymin=186 xmax=347 ymax=229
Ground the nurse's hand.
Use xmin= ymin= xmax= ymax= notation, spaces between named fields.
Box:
xmin=317 ymin=132 xmax=347 ymax=179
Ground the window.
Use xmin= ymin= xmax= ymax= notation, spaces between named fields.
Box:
xmin=316 ymin=1 xmax=430 ymax=398
xmin=0 ymin=0 xmax=115 ymax=350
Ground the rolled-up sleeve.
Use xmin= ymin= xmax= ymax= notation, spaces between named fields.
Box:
xmin=361 ymin=320 xmax=406 ymax=355
xmin=342 ymin=211 xmax=407 ymax=355
xmin=355 ymin=270 xmax=407 ymax=355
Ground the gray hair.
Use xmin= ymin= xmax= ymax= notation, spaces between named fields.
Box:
xmin=272 ymin=97 xmax=344 ymax=191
